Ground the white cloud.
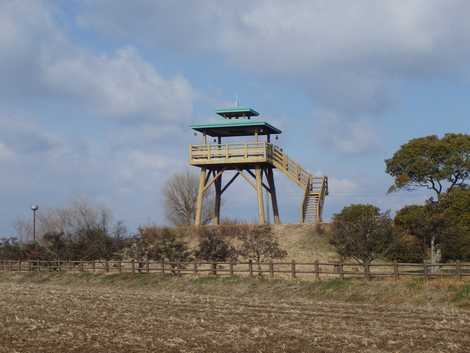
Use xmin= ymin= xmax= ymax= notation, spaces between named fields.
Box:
xmin=316 ymin=110 xmax=380 ymax=154
xmin=0 ymin=143 xmax=15 ymax=161
xmin=0 ymin=1 xmax=195 ymax=125
xmin=77 ymin=0 xmax=470 ymax=152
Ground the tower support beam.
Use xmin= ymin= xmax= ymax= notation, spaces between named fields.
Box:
xmin=214 ymin=169 xmax=222 ymax=225
xmin=195 ymin=168 xmax=207 ymax=226
xmin=255 ymin=166 xmax=266 ymax=225
xmin=266 ymin=167 xmax=280 ymax=224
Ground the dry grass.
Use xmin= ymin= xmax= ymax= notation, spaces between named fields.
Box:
xmin=180 ymin=223 xmax=337 ymax=262
xmin=1 ymin=273 xmax=470 ymax=352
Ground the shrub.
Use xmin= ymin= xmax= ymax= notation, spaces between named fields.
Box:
xmin=330 ymin=204 xmax=394 ymax=267
xmin=194 ymin=227 xmax=237 ymax=262
xmin=237 ymin=225 xmax=287 ymax=265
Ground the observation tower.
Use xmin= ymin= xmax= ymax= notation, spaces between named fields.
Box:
xmin=189 ymin=106 xmax=328 ymax=225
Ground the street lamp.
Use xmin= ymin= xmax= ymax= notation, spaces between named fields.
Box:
xmin=31 ymin=205 xmax=39 ymax=241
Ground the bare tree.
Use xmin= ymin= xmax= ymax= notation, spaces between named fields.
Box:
xmin=15 ymin=198 xmax=114 ymax=241
xmin=163 ymin=170 xmax=215 ymax=226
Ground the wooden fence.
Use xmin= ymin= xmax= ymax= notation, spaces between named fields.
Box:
xmin=1 ymin=259 xmax=470 ymax=281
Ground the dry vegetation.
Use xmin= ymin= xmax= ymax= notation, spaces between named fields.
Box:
xmin=1 ymin=272 xmax=470 ymax=353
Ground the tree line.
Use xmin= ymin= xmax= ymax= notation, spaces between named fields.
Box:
xmin=330 ymin=133 xmax=469 ymax=266
xmin=1 ymin=133 xmax=468 ymax=268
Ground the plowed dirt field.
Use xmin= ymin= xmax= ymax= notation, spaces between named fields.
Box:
xmin=1 ymin=280 xmax=469 ymax=353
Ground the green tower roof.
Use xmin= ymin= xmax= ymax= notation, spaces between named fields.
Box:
xmin=191 ymin=120 xmax=281 ymax=137
xmin=216 ymin=106 xmax=259 ymax=119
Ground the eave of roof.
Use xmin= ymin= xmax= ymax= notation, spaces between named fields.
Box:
xmin=190 ymin=120 xmax=282 ymax=137
xmin=216 ymin=106 xmax=260 ymax=118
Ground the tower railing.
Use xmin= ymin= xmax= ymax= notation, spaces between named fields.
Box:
xmin=190 ymin=142 xmax=328 ymax=223
xmin=190 ymin=143 xmax=326 ymax=189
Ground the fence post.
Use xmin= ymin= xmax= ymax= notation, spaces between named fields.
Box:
xmin=28 ymin=261 xmax=32 ymax=272
xmin=131 ymin=260 xmax=135 ymax=274
xmin=161 ymin=260 xmax=165 ymax=274
xmin=424 ymin=263 xmax=429 ymax=281
xmin=230 ymin=261 xmax=234 ymax=276
xmin=269 ymin=261 xmax=274 ymax=278
xmin=18 ymin=260 xmax=22 ymax=272
xmin=105 ymin=260 xmax=109 ymax=273
xmin=291 ymin=260 xmax=296 ymax=279
xmin=393 ymin=261 xmax=399 ymax=281
xmin=314 ymin=260 xmax=320 ymax=280
xmin=211 ymin=262 xmax=217 ymax=276
xmin=146 ymin=260 xmax=150 ymax=273
xmin=193 ymin=262 xmax=198 ymax=275
xmin=248 ymin=260 xmax=253 ymax=277
xmin=339 ymin=262 xmax=344 ymax=280
xmin=456 ymin=261 xmax=462 ymax=281
xmin=364 ymin=262 xmax=370 ymax=280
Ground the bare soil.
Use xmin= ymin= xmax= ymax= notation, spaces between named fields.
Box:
xmin=0 ymin=274 xmax=469 ymax=353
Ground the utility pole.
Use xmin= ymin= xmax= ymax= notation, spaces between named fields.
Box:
xmin=31 ymin=205 xmax=39 ymax=241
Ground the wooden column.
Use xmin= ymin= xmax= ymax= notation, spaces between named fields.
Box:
xmin=214 ymin=169 xmax=222 ymax=225
xmin=266 ymin=167 xmax=280 ymax=224
xmin=195 ymin=167 xmax=207 ymax=226
xmin=255 ymin=166 xmax=266 ymax=224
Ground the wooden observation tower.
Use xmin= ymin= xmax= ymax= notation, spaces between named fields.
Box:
xmin=190 ymin=106 xmax=328 ymax=225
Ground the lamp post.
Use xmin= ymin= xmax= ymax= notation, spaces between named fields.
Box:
xmin=31 ymin=205 xmax=39 ymax=241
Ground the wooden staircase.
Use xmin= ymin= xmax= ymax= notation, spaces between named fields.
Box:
xmin=269 ymin=144 xmax=328 ymax=223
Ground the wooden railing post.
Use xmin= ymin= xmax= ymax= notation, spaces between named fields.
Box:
xmin=456 ymin=261 xmax=462 ymax=281
xmin=193 ymin=262 xmax=198 ymax=275
xmin=131 ymin=260 xmax=135 ymax=273
xmin=314 ymin=260 xmax=320 ymax=280
xmin=393 ymin=261 xmax=399 ymax=281
xmin=212 ymin=262 xmax=217 ymax=276
xmin=269 ymin=261 xmax=274 ymax=278
xmin=364 ymin=262 xmax=370 ymax=280
xmin=229 ymin=261 xmax=234 ymax=276
xmin=105 ymin=260 xmax=109 ymax=273
xmin=161 ymin=260 xmax=165 ymax=274
xmin=424 ymin=263 xmax=429 ymax=281
xmin=146 ymin=260 xmax=150 ymax=273
xmin=291 ymin=260 xmax=296 ymax=279
xmin=339 ymin=262 xmax=344 ymax=280
xmin=248 ymin=260 xmax=253 ymax=277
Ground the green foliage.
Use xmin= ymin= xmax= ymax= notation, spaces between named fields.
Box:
xmin=330 ymin=204 xmax=394 ymax=265
xmin=194 ymin=227 xmax=237 ymax=262
xmin=385 ymin=133 xmax=470 ymax=198
xmin=0 ymin=238 xmax=23 ymax=260
xmin=238 ymin=225 xmax=287 ymax=263
xmin=389 ymin=188 xmax=470 ymax=262
xmin=435 ymin=187 xmax=470 ymax=261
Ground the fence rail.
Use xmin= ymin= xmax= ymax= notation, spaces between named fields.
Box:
xmin=1 ymin=260 xmax=470 ymax=281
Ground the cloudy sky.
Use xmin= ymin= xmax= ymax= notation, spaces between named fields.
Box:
xmin=1 ymin=0 xmax=469 ymax=235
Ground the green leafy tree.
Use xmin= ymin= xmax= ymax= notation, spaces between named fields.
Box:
xmin=434 ymin=187 xmax=470 ymax=261
xmin=330 ymin=204 xmax=394 ymax=267
xmin=385 ymin=134 xmax=470 ymax=199
xmin=391 ymin=205 xmax=446 ymax=263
